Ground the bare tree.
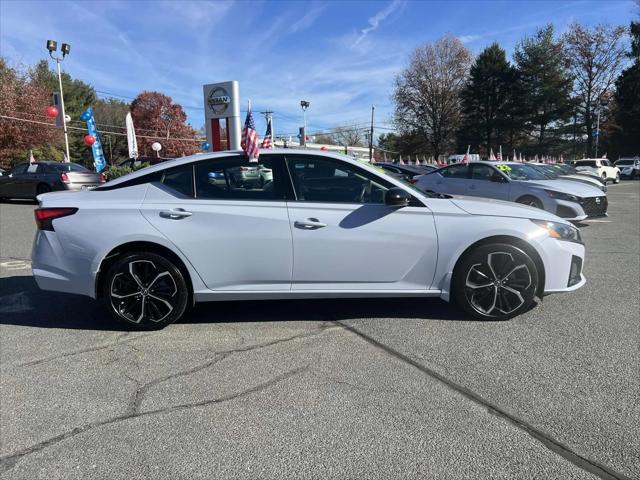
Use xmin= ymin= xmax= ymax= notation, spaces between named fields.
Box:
xmin=331 ymin=125 xmax=365 ymax=148
xmin=564 ymin=23 xmax=628 ymax=157
xmin=393 ymin=35 xmax=472 ymax=160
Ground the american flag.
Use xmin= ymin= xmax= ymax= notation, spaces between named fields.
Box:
xmin=261 ymin=117 xmax=273 ymax=149
xmin=241 ymin=108 xmax=260 ymax=161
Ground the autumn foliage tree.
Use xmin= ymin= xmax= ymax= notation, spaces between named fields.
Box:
xmin=130 ymin=92 xmax=199 ymax=157
xmin=0 ymin=59 xmax=61 ymax=167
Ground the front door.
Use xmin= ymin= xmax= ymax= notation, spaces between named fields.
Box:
xmin=284 ymin=155 xmax=438 ymax=291
xmin=140 ymin=155 xmax=294 ymax=291
xmin=467 ymin=164 xmax=510 ymax=200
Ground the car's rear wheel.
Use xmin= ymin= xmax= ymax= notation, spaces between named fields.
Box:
xmin=452 ymin=244 xmax=539 ymax=321
xmin=516 ymin=196 xmax=543 ymax=209
xmin=103 ymin=252 xmax=189 ymax=330
xmin=36 ymin=184 xmax=51 ymax=195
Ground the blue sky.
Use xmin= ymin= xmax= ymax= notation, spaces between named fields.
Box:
xmin=0 ymin=0 xmax=635 ymax=138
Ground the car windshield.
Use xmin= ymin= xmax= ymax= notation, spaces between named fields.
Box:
xmin=531 ymin=164 xmax=559 ymax=179
xmin=616 ymin=159 xmax=636 ymax=166
xmin=48 ymin=163 xmax=91 ymax=173
xmin=495 ymin=163 xmax=549 ymax=181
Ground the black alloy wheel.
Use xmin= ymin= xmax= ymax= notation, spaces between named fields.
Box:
xmin=452 ymin=244 xmax=539 ymax=321
xmin=104 ymin=252 xmax=188 ymax=330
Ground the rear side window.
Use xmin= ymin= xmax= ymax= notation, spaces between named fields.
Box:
xmin=441 ymin=164 xmax=470 ymax=178
xmin=194 ymin=155 xmax=288 ymax=201
xmin=11 ymin=164 xmax=28 ymax=175
xmin=46 ymin=163 xmax=90 ymax=173
xmin=161 ymin=164 xmax=194 ymax=197
xmin=576 ymin=160 xmax=597 ymax=167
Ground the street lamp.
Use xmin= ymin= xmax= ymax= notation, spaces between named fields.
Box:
xmin=595 ymin=100 xmax=606 ymax=158
xmin=47 ymin=39 xmax=71 ymax=162
xmin=300 ymin=100 xmax=310 ymax=147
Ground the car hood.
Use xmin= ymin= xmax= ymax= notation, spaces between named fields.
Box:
xmin=448 ymin=196 xmax=562 ymax=222
xmin=518 ymin=179 xmax=603 ymax=197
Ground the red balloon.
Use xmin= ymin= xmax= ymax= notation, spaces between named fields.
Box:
xmin=84 ymin=135 xmax=96 ymax=146
xmin=46 ymin=106 xmax=59 ymax=118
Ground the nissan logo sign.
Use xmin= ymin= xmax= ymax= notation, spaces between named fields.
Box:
xmin=207 ymin=87 xmax=230 ymax=115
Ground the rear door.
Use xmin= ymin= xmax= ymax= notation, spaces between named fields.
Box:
xmin=284 ymin=155 xmax=438 ymax=291
xmin=0 ymin=164 xmax=28 ymax=197
xmin=467 ymin=164 xmax=510 ymax=200
xmin=140 ymin=155 xmax=294 ymax=291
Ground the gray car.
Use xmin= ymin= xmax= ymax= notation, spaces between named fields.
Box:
xmin=0 ymin=161 xmax=104 ymax=200
xmin=415 ymin=161 xmax=607 ymax=221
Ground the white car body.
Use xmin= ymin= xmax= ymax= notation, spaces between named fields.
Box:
xmin=573 ymin=159 xmax=621 ymax=183
xmin=32 ymin=150 xmax=586 ymax=327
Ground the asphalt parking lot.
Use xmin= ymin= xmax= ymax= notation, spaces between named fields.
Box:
xmin=1 ymin=182 xmax=638 ymax=480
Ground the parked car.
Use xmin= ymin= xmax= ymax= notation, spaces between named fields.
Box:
xmin=375 ymin=163 xmax=436 ymax=183
xmin=0 ymin=167 xmax=7 ymax=176
xmin=573 ymin=159 xmax=620 ymax=184
xmin=0 ymin=162 xmax=105 ymax=200
xmin=529 ymin=163 xmax=607 ymax=193
xmin=615 ymin=157 xmax=640 ymax=179
xmin=415 ymin=161 xmax=607 ymax=220
xmin=32 ymin=150 xmax=586 ymax=329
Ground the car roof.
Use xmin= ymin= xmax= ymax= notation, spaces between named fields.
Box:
xmin=103 ymin=149 xmax=396 ymax=187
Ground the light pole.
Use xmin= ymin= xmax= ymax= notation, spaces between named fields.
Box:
xmin=47 ymin=40 xmax=71 ymax=163
xmin=595 ymin=100 xmax=606 ymax=158
xmin=300 ymin=100 xmax=310 ymax=147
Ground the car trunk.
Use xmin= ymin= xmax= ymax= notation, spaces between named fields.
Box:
xmin=66 ymin=171 xmax=102 ymax=185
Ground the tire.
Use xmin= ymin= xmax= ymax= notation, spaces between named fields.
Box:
xmin=103 ymin=252 xmax=189 ymax=330
xmin=452 ymin=243 xmax=539 ymax=321
xmin=601 ymin=173 xmax=607 ymax=185
xmin=36 ymin=184 xmax=51 ymax=195
xmin=516 ymin=195 xmax=543 ymax=209
xmin=614 ymin=172 xmax=620 ymax=184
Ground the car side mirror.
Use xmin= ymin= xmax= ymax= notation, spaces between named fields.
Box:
xmin=385 ymin=187 xmax=410 ymax=207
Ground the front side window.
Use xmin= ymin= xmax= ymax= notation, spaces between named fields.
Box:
xmin=470 ymin=164 xmax=498 ymax=180
xmin=286 ymin=156 xmax=392 ymax=204
xmin=194 ymin=155 xmax=287 ymax=201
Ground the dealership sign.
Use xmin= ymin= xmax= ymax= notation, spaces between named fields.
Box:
xmin=203 ymin=81 xmax=241 ymax=150
xmin=207 ymin=87 xmax=231 ymax=116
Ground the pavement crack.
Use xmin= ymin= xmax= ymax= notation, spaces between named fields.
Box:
xmin=0 ymin=366 xmax=306 ymax=475
xmin=15 ymin=332 xmax=159 ymax=368
xmin=334 ymin=320 xmax=633 ymax=480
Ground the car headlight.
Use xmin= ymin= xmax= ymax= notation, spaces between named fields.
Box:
xmin=544 ymin=189 xmax=578 ymax=202
xmin=530 ymin=219 xmax=583 ymax=244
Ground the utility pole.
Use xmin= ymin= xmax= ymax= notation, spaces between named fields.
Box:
xmin=47 ymin=40 xmax=71 ymax=162
xmin=595 ymin=103 xmax=601 ymax=158
xmin=261 ymin=110 xmax=274 ymax=142
xmin=369 ymin=105 xmax=375 ymax=162
xmin=300 ymin=100 xmax=310 ymax=147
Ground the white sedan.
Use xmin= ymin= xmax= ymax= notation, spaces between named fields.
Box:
xmin=32 ymin=150 xmax=586 ymax=329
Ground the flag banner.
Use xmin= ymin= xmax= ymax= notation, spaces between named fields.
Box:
xmin=497 ymin=146 xmax=502 ymax=161
xmin=126 ymin=112 xmax=138 ymax=159
xmin=81 ymin=107 xmax=107 ymax=172
xmin=241 ymin=104 xmax=260 ymax=162
xmin=462 ymin=145 xmax=470 ymax=163
xmin=489 ymin=148 xmax=496 ymax=161
xmin=261 ymin=117 xmax=273 ymax=149
xmin=29 ymin=149 xmax=35 ymax=164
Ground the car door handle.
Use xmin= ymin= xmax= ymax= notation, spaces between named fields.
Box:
xmin=159 ymin=208 xmax=192 ymax=219
xmin=294 ymin=218 xmax=327 ymax=229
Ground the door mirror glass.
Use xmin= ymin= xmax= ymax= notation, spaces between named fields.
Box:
xmin=384 ymin=187 xmax=410 ymax=207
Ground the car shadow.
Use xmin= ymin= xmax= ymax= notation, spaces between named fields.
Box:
xmin=0 ymin=275 xmax=470 ymax=331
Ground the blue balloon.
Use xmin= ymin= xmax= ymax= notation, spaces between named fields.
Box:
xmin=80 ymin=111 xmax=91 ymax=121
xmin=201 ymin=142 xmax=210 ymax=151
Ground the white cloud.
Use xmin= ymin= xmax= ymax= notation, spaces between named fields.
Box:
xmin=289 ymin=4 xmax=325 ymax=34
xmin=353 ymin=0 xmax=405 ymax=47
xmin=458 ymin=35 xmax=480 ymax=44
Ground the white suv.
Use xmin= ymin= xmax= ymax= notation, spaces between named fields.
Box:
xmin=573 ymin=159 xmax=621 ymax=184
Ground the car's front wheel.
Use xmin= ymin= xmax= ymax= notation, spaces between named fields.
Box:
xmin=452 ymin=244 xmax=539 ymax=321
xmin=103 ymin=252 xmax=189 ymax=330
xmin=614 ymin=172 xmax=620 ymax=184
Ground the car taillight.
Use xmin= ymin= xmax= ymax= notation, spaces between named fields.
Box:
xmin=60 ymin=173 xmax=70 ymax=183
xmin=240 ymin=167 xmax=249 ymax=171
xmin=99 ymin=172 xmax=106 ymax=182
xmin=34 ymin=208 xmax=78 ymax=231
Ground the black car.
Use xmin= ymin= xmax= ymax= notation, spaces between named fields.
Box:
xmin=375 ymin=163 xmax=436 ymax=183
xmin=0 ymin=162 xmax=104 ymax=200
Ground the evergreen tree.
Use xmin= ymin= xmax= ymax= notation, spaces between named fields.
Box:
xmin=513 ymin=25 xmax=573 ymax=155
xmin=612 ymin=21 xmax=640 ymax=157
xmin=460 ymin=43 xmax=516 ymax=156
